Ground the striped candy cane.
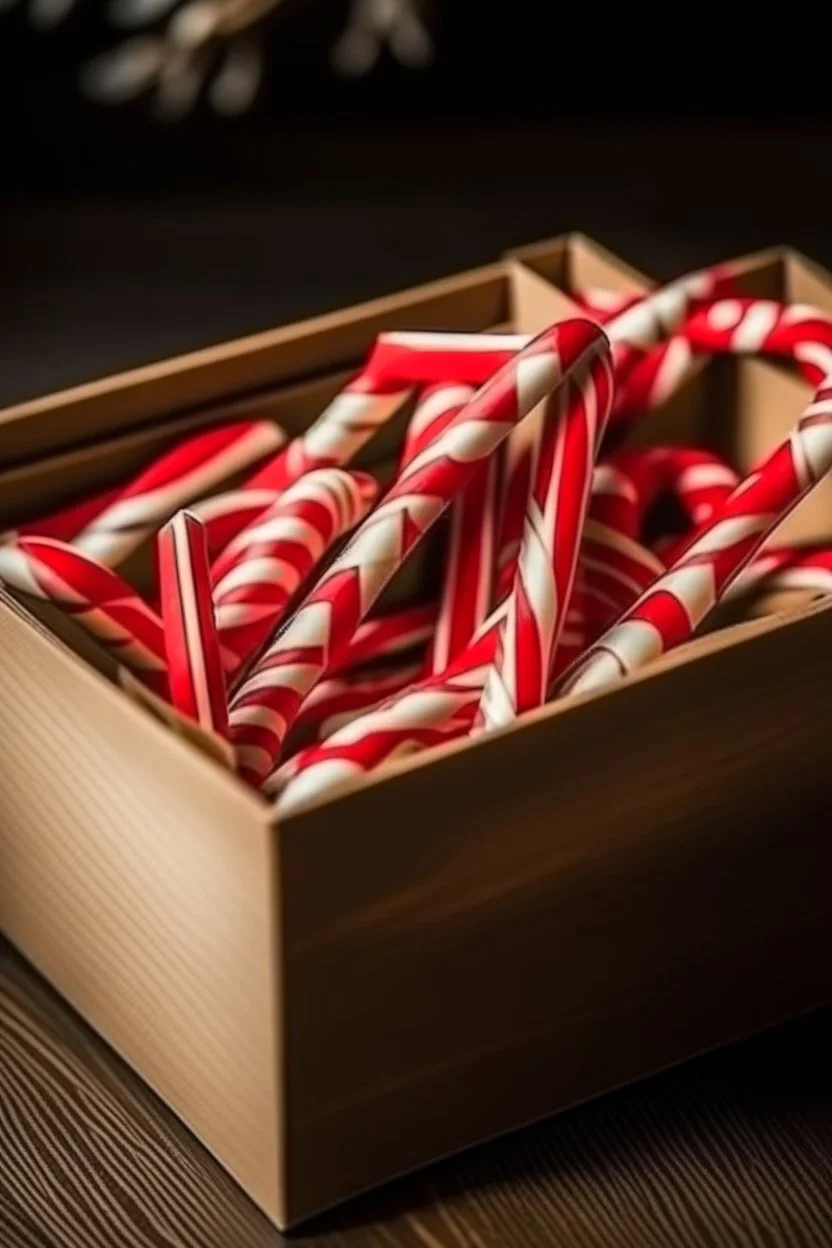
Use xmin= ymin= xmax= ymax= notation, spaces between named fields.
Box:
xmin=229 ymin=317 xmax=609 ymax=785
xmin=326 ymin=602 xmax=437 ymax=676
xmin=2 ymin=485 xmax=121 ymax=547
xmin=476 ymin=348 xmax=615 ymax=731
xmin=244 ymin=335 xmax=527 ymax=499
xmin=680 ymin=298 xmax=832 ymax=385
xmin=605 ymin=266 xmax=737 ymax=382
xmin=604 ymin=266 xmax=741 ymax=422
xmin=158 ymin=511 xmax=229 ymax=739
xmin=73 ymin=420 xmax=285 ymax=568
xmin=556 ymin=381 xmax=832 ymax=698
xmin=398 ymin=382 xmax=496 ymax=673
xmin=267 ymin=604 xmax=503 ymax=806
xmin=611 ymin=446 xmax=739 ymax=532
xmin=269 ymin=517 xmax=667 ymax=816
xmin=290 ymin=659 xmax=425 ymax=746
xmin=210 ymin=468 xmax=378 ymax=670
xmin=431 ymin=456 xmax=501 ymax=673
xmin=398 ymin=383 xmax=476 ymax=468
xmin=188 ymin=488 xmax=282 ymax=560
xmin=726 ymin=544 xmax=832 ymax=600
xmin=0 ymin=536 xmax=168 ymax=694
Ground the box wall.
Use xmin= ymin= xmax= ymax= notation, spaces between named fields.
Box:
xmin=0 ymin=265 xmax=511 ymax=469
xmin=278 ymin=599 xmax=832 ymax=1222
xmin=0 ymin=592 xmax=287 ymax=1224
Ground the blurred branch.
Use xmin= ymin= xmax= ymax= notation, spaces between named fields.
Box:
xmin=1 ymin=0 xmax=435 ymax=116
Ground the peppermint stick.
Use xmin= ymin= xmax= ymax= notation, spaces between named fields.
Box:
xmin=73 ymin=420 xmax=285 ymax=567
xmin=228 ymin=317 xmax=608 ymax=785
xmin=158 ymin=512 xmax=229 ymax=739
xmin=557 ymin=381 xmax=832 ymax=698
xmin=210 ymin=468 xmax=378 ymax=669
xmin=0 ymin=536 xmax=168 ymax=695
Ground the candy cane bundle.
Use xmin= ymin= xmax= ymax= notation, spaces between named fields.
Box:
xmin=228 ymin=318 xmax=609 ymax=785
xmin=8 ymin=249 xmax=832 ymax=810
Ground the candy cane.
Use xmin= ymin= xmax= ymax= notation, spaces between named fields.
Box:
xmin=188 ymin=488 xmax=282 ymax=560
xmin=476 ymin=348 xmax=615 ymax=730
xmin=229 ymin=317 xmax=608 ymax=786
xmin=243 ymin=335 xmax=528 ymax=499
xmin=399 ymin=382 xmax=496 ymax=672
xmin=431 ymin=457 xmax=501 ymax=673
xmin=0 ymin=536 xmax=168 ymax=694
xmin=611 ymin=446 xmax=739 ymax=532
xmin=681 ymin=298 xmax=832 ymax=385
xmin=210 ymin=468 xmax=378 ymax=669
xmin=1 ymin=485 xmax=121 ymax=547
xmin=290 ymin=659 xmax=424 ymax=746
xmin=573 ymin=287 xmax=701 ymax=424
xmin=267 ymin=604 xmax=504 ymax=806
xmin=726 ymin=544 xmax=832 ymax=600
xmin=605 ymin=266 xmax=737 ymax=382
xmin=269 ymin=525 xmax=659 ymax=814
xmin=158 ymin=511 xmax=229 ymax=738
xmin=556 ymin=381 xmax=832 ymax=698
xmin=398 ymin=383 xmax=476 ymax=468
xmin=326 ymin=602 xmax=437 ymax=675
xmin=73 ymin=420 xmax=285 ymax=568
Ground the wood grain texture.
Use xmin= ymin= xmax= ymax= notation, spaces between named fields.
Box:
xmin=3 ymin=940 xmax=832 ymax=1248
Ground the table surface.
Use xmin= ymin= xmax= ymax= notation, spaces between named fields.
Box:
xmin=3 ymin=128 xmax=832 ymax=1246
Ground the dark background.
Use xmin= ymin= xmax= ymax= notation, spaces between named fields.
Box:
xmin=2 ymin=5 xmax=832 ymax=405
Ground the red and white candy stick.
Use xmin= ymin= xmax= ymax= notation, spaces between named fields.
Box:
xmin=398 ymin=383 xmax=476 ymax=468
xmin=0 ymin=536 xmax=168 ymax=694
xmin=269 ymin=519 xmax=664 ymax=814
xmin=431 ymin=456 xmax=500 ymax=673
xmin=242 ymin=336 xmax=524 ymax=499
xmin=73 ymin=420 xmax=284 ymax=567
xmin=580 ymin=517 xmax=666 ymax=642
xmin=557 ymin=381 xmax=832 ymax=698
xmin=588 ymin=462 xmax=641 ymax=537
xmin=2 ymin=485 xmax=122 ymax=547
xmin=611 ymin=446 xmax=739 ymax=533
xmin=605 ymin=266 xmax=736 ymax=381
xmin=229 ymin=317 xmax=609 ymax=786
xmin=603 ymin=266 xmax=740 ymax=422
xmin=210 ymin=468 xmax=378 ymax=670
xmin=188 ymin=488 xmax=282 ymax=560
xmin=402 ymin=384 xmax=494 ymax=674
xmin=726 ymin=544 xmax=832 ymax=600
xmin=158 ymin=511 xmax=229 ymax=738
xmin=476 ymin=348 xmax=615 ymax=731
xmin=681 ymin=298 xmax=832 ymax=386
xmin=326 ymin=602 xmax=437 ymax=676
xmin=266 ymin=605 xmax=503 ymax=806
xmin=290 ymin=659 xmax=424 ymax=746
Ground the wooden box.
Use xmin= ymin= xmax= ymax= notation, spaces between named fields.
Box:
xmin=2 ymin=239 xmax=832 ymax=1229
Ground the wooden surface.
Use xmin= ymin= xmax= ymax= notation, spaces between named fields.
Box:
xmin=3 ymin=939 xmax=832 ymax=1247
